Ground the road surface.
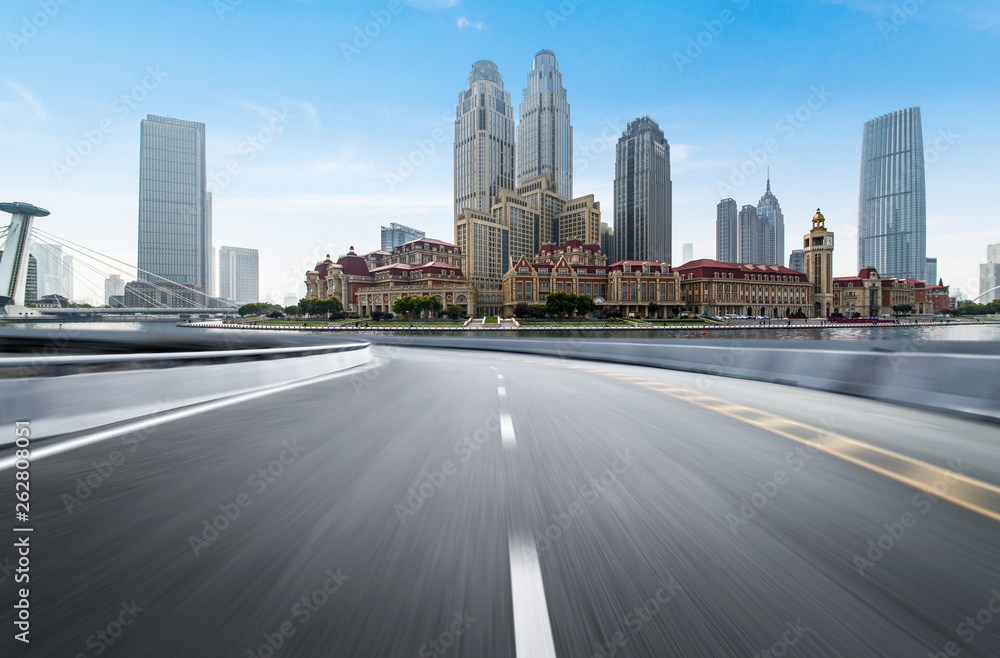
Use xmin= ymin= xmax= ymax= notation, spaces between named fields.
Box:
xmin=3 ymin=345 xmax=1000 ymax=657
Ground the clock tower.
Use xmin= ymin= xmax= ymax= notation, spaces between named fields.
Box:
xmin=803 ymin=208 xmax=834 ymax=318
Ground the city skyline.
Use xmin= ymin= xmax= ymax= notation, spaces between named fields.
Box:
xmin=2 ymin=0 xmax=998 ymax=302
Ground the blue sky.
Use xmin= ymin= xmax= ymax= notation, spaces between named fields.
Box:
xmin=2 ymin=0 xmax=998 ymax=302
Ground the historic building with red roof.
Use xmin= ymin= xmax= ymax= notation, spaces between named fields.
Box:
xmin=673 ymin=259 xmax=812 ymax=318
xmin=305 ymin=239 xmax=477 ymax=316
xmin=501 ymin=241 xmax=682 ymax=317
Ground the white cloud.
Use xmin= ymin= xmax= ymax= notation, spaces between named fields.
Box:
xmin=403 ymin=0 xmax=461 ymax=11
xmin=456 ymin=16 xmax=485 ymax=30
xmin=0 ymin=80 xmax=46 ymax=123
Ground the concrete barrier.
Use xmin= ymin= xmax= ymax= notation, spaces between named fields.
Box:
xmin=0 ymin=332 xmax=371 ymax=443
xmin=366 ymin=336 xmax=1000 ymax=424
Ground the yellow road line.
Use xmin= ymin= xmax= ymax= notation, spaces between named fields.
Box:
xmin=583 ymin=366 xmax=1000 ymax=524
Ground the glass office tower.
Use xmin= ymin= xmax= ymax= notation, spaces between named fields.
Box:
xmin=138 ymin=115 xmax=212 ymax=292
xmin=858 ymin=107 xmax=926 ymax=281
xmin=613 ymin=117 xmax=672 ymax=264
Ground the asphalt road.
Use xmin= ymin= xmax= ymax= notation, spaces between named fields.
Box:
xmin=3 ymin=345 xmax=1000 ymax=657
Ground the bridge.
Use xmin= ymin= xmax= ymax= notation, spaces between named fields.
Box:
xmin=1 ymin=329 xmax=999 ymax=655
xmin=0 ymin=201 xmax=237 ymax=317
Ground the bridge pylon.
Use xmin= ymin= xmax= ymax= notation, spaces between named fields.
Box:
xmin=0 ymin=202 xmax=50 ymax=317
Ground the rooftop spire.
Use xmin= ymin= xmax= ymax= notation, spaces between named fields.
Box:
xmin=766 ymin=167 xmax=771 ymax=194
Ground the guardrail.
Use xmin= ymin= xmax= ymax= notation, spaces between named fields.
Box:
xmin=0 ymin=332 xmax=372 ymax=443
xmin=366 ymin=336 xmax=1000 ymax=424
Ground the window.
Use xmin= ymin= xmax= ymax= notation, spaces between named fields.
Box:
xmin=559 ymin=268 xmax=568 ymax=274
xmin=519 ymin=267 xmax=528 ymax=274
xmin=659 ymin=282 xmax=666 ymax=300
xmin=539 ymin=268 xmax=548 ymax=274
xmin=596 ymin=269 xmax=605 ymax=275
xmin=624 ymin=264 xmax=631 ymax=273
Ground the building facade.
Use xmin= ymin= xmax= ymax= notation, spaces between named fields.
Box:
xmin=716 ymin=198 xmax=738 ymax=264
xmin=502 ymin=240 xmax=681 ymax=318
xmin=675 ymin=259 xmax=811 ymax=318
xmin=454 ymin=60 xmax=516 ymax=216
xmin=803 ymin=209 xmax=835 ymax=317
xmin=737 ymin=205 xmax=765 ymax=264
xmin=924 ymin=257 xmax=937 ymax=285
xmin=218 ymin=246 xmax=259 ymax=306
xmin=600 ymin=222 xmax=614 ymax=262
xmin=756 ymin=176 xmax=784 ymax=266
xmin=124 ymin=280 xmax=205 ymax=308
xmin=381 ymin=223 xmax=425 ymax=251
xmin=455 ymin=208 xmax=508 ymax=316
xmin=613 ymin=117 xmax=671 ymax=264
xmin=104 ymin=274 xmax=125 ymax=306
xmin=858 ymin=107 xmax=926 ymax=281
xmin=517 ymin=50 xmax=572 ymax=199
xmin=980 ymin=244 xmax=1000 ymax=303
xmin=306 ymin=239 xmax=476 ymax=317
xmin=138 ymin=115 xmax=212 ymax=293
xmin=788 ymin=249 xmax=805 ymax=273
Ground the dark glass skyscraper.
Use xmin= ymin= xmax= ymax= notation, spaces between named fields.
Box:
xmin=858 ymin=107 xmax=926 ymax=281
xmin=138 ymin=115 xmax=212 ymax=292
xmin=613 ymin=117 xmax=671 ymax=264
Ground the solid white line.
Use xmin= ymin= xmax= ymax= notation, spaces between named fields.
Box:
xmin=500 ymin=412 xmax=516 ymax=448
xmin=508 ymin=534 xmax=558 ymax=658
xmin=0 ymin=361 xmax=376 ymax=471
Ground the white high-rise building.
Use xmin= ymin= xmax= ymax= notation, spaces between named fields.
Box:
xmin=218 ymin=246 xmax=259 ymax=306
xmin=613 ymin=117 xmax=672 ymax=264
xmin=517 ymin=50 xmax=572 ymax=199
xmin=980 ymin=244 xmax=1000 ymax=303
xmin=858 ymin=107 xmax=926 ymax=281
xmin=756 ymin=175 xmax=784 ymax=266
xmin=454 ymin=60 xmax=515 ymax=216
xmin=104 ymin=274 xmax=125 ymax=305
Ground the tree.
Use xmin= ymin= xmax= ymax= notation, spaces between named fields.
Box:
xmin=513 ymin=303 xmax=532 ymax=317
xmin=445 ymin=304 xmax=464 ymax=320
xmin=393 ymin=296 xmax=416 ymax=318
xmin=544 ymin=290 xmax=577 ymax=317
xmin=284 ymin=305 xmax=300 ymax=316
xmin=646 ymin=301 xmax=660 ymax=318
xmin=267 ymin=310 xmax=284 ymax=319
xmin=892 ymin=304 xmax=914 ymax=318
xmin=238 ymin=302 xmax=281 ymax=317
xmin=320 ymin=296 xmax=344 ymax=317
xmin=574 ymin=294 xmax=596 ymax=316
xmin=297 ymin=297 xmax=319 ymax=316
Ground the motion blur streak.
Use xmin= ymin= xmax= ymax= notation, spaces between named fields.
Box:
xmin=2 ymin=346 xmax=1000 ymax=656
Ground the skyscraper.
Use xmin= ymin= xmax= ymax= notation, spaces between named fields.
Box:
xmin=454 ymin=60 xmax=515 ymax=216
xmin=138 ymin=114 xmax=212 ymax=293
xmin=756 ymin=175 xmax=784 ymax=266
xmin=980 ymin=244 xmax=1000 ymax=303
xmin=104 ymin=274 xmax=125 ymax=305
xmin=924 ymin=257 xmax=937 ymax=285
xmin=381 ymin=223 xmax=425 ymax=250
xmin=716 ymin=198 xmax=738 ymax=263
xmin=517 ymin=50 xmax=572 ymax=199
xmin=31 ymin=242 xmax=70 ymax=299
xmin=858 ymin=107 xmax=926 ymax=281
xmin=737 ymin=205 xmax=765 ymax=264
xmin=682 ymin=243 xmax=693 ymax=265
xmin=613 ymin=117 xmax=671 ymax=264
xmin=788 ymin=249 xmax=805 ymax=273
xmin=218 ymin=246 xmax=259 ymax=306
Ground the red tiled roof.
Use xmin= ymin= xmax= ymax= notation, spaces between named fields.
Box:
xmin=674 ymin=259 xmax=808 ymax=281
xmin=336 ymin=251 xmax=372 ymax=277
xmin=399 ymin=237 xmax=456 ymax=248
